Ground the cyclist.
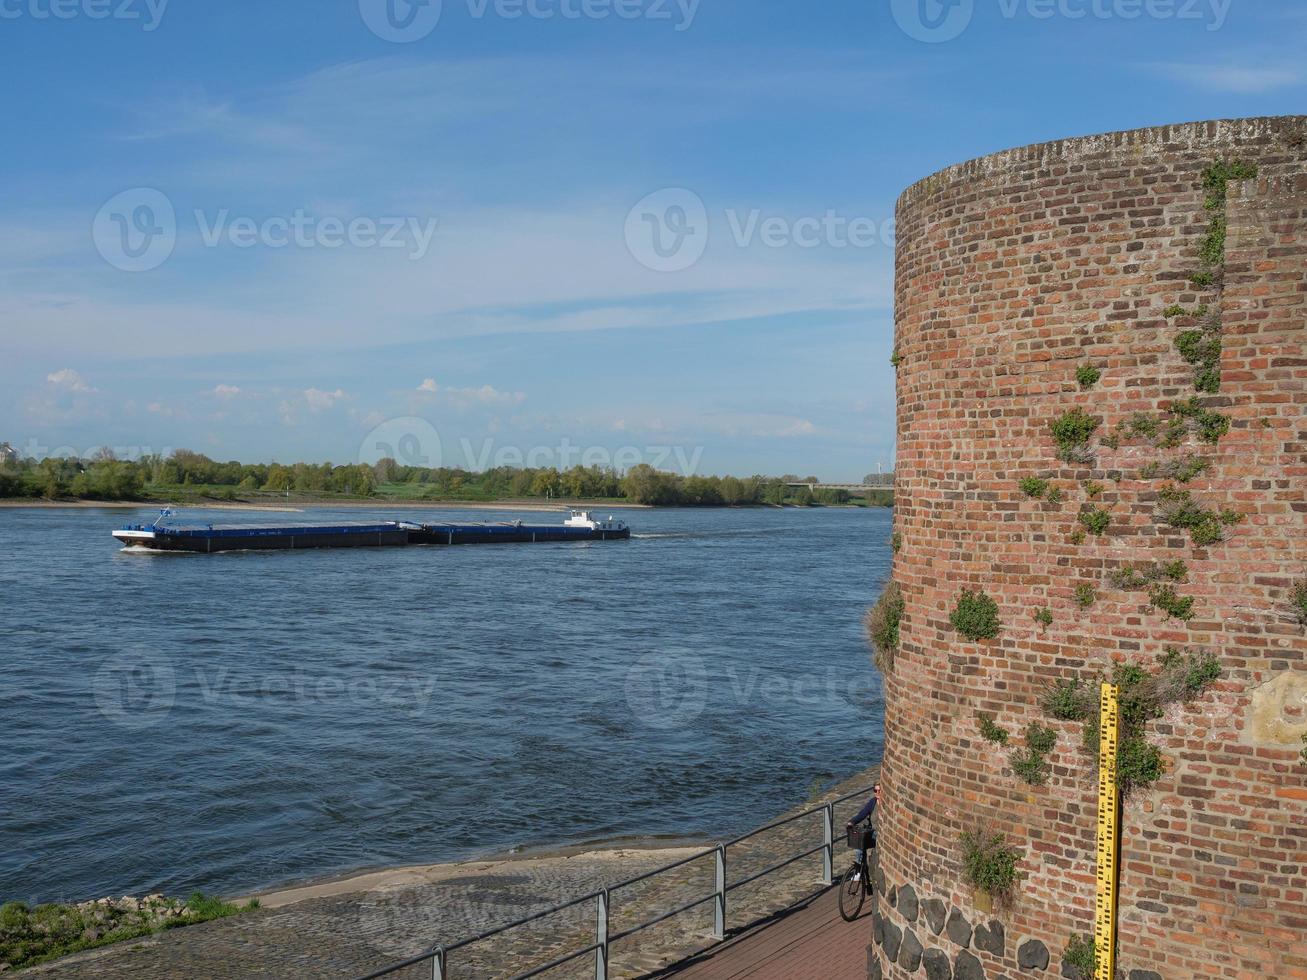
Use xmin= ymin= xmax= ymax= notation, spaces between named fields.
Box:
xmin=845 ymin=781 xmax=881 ymax=878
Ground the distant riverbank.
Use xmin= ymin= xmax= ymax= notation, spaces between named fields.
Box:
xmin=0 ymin=496 xmax=886 ymax=511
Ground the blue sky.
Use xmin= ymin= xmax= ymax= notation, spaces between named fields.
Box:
xmin=1 ymin=0 xmax=1303 ymax=481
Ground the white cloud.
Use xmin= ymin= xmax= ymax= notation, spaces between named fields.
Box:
xmin=772 ymin=419 xmax=817 ymax=438
xmin=304 ymin=388 xmax=346 ymax=412
xmin=1145 ymin=61 xmax=1303 ymax=94
xmin=414 ymin=379 xmax=526 ymax=407
xmin=46 ymin=368 xmax=95 ymax=392
xmin=213 ymin=384 xmax=243 ymax=398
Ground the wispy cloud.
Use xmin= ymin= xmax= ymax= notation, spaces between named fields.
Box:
xmin=1143 ymin=61 xmax=1303 ymax=94
xmin=46 ymin=368 xmax=96 ymax=393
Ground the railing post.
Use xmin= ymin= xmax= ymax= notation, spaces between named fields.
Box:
xmin=595 ymin=889 xmax=609 ymax=980
xmin=432 ymin=945 xmax=446 ymax=980
xmin=713 ymin=844 xmax=726 ymax=940
xmin=822 ymin=803 xmax=833 ymax=886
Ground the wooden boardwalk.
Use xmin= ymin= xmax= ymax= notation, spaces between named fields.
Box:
xmin=654 ymin=888 xmax=869 ymax=980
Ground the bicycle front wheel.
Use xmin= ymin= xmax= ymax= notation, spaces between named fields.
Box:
xmin=837 ymin=863 xmax=867 ymax=921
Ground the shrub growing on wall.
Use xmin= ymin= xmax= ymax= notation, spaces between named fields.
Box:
xmin=959 ymin=830 xmax=1023 ymax=904
xmin=951 ymin=589 xmax=1001 ymax=641
xmin=865 ymin=581 xmax=904 ymax=673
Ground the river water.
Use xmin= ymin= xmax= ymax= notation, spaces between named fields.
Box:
xmin=0 ymin=504 xmax=888 ymax=904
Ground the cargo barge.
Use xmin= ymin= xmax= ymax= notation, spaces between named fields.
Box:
xmin=112 ymin=509 xmax=630 ymax=553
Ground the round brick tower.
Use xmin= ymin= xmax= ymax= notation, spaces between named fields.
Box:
xmin=873 ymin=117 xmax=1307 ymax=980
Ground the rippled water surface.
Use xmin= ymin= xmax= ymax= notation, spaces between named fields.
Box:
xmin=0 ymin=505 xmax=888 ymax=903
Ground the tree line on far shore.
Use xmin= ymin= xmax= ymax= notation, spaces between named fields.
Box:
xmin=0 ymin=449 xmax=894 ymax=508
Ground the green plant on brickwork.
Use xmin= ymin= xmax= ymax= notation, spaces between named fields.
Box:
xmin=1063 ymin=934 xmax=1099 ymax=977
xmin=1157 ymin=486 xmax=1242 ymax=547
xmin=1079 ymin=650 xmax=1221 ymax=794
xmin=1019 ymin=477 xmax=1049 ymax=499
xmin=1140 ymin=454 xmax=1210 ymax=484
xmin=891 ymin=531 xmax=902 ymax=554
xmin=976 ymin=712 xmax=1010 ymax=746
xmin=1101 ymin=433 xmax=1120 ymax=450
xmin=1074 ymin=584 xmax=1096 ymax=609
xmin=1046 ymin=486 xmax=1064 ymax=505
xmin=890 ymin=350 xmax=902 ymax=369
xmin=1159 ymin=398 xmax=1231 ymax=447
xmin=1163 ymin=304 xmax=1190 ymax=318
xmin=1301 ymin=733 xmax=1307 ymax=765
xmin=1078 ymin=507 xmax=1111 ymax=537
xmin=1148 ymin=583 xmax=1195 ymax=622
xmin=1118 ymin=734 xmax=1165 ymax=793
xmin=1041 ymin=679 xmax=1093 ymax=722
xmin=1190 ymin=270 xmax=1215 ymax=288
xmin=1033 ymin=606 xmax=1053 ymax=630
xmin=1069 ymin=527 xmax=1086 ymax=546
xmin=1083 ymin=480 xmax=1104 ymax=498
xmin=1291 ymin=579 xmax=1307 ymax=627
xmin=1050 ymin=407 xmax=1101 ymax=464
xmin=1175 ymin=313 xmax=1225 ymax=394
xmin=959 ymin=830 xmax=1022 ymax=903
xmin=1075 ymin=364 xmax=1101 ymax=389
xmin=1120 ymin=412 xmax=1159 ymax=441
xmin=1194 ymin=160 xmax=1259 ymax=274
xmin=1010 ymin=723 xmax=1057 ymax=786
xmin=950 ymin=589 xmax=1001 ymax=642
xmin=1108 ymin=561 xmax=1188 ymax=591
xmin=864 ymin=581 xmax=903 ymax=674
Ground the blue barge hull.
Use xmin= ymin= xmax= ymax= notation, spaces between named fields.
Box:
xmin=112 ymin=514 xmax=631 ymax=553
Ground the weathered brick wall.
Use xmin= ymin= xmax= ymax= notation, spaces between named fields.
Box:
xmin=873 ymin=118 xmax=1307 ymax=980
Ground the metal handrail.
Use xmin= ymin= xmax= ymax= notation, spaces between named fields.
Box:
xmin=354 ymin=783 xmax=875 ymax=980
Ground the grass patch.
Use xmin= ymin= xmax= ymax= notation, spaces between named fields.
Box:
xmin=1157 ymin=486 xmax=1242 ymax=547
xmin=0 ymin=893 xmax=259 ymax=971
xmin=1041 ymin=679 xmax=1093 ymax=722
xmin=959 ymin=830 xmax=1022 ymax=903
xmin=1063 ymin=934 xmax=1099 ymax=977
xmin=865 ymin=581 xmax=904 ymax=673
xmin=1075 ymin=364 xmax=1101 ymax=389
xmin=1019 ymin=477 xmax=1049 ymax=500
xmin=950 ymin=589 xmax=1001 ymax=642
xmin=1078 ymin=507 xmax=1111 ymax=537
xmin=1050 ymin=407 xmax=1101 ymax=464
xmin=976 ymin=712 xmax=1010 ymax=746
xmin=1010 ymin=723 xmax=1058 ymax=786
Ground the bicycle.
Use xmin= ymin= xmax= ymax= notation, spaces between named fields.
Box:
xmin=837 ymin=823 xmax=875 ymax=921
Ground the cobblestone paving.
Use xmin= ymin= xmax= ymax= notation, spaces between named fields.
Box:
xmin=28 ymin=769 xmax=877 ymax=980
